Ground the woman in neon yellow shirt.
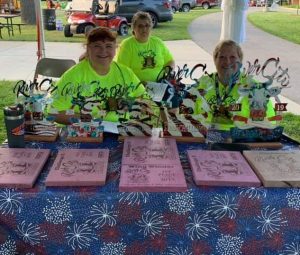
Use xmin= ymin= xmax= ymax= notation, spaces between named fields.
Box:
xmin=116 ymin=11 xmax=175 ymax=83
xmin=195 ymin=40 xmax=275 ymax=130
xmin=49 ymin=27 xmax=145 ymax=124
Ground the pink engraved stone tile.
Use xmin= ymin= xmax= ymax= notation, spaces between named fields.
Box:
xmin=0 ymin=148 xmax=50 ymax=188
xmin=120 ymin=137 xmax=187 ymax=192
xmin=187 ymin=150 xmax=261 ymax=187
xmin=46 ymin=149 xmax=109 ymax=186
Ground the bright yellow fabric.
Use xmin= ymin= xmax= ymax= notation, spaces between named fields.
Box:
xmin=49 ymin=60 xmax=145 ymax=122
xmin=194 ymin=73 xmax=275 ymax=130
xmin=116 ymin=36 xmax=174 ymax=82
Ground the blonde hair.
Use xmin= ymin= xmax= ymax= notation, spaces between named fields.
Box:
xmin=213 ymin=40 xmax=243 ymax=65
xmin=131 ymin=11 xmax=152 ymax=30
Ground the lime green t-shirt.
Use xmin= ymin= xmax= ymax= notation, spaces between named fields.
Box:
xmin=116 ymin=36 xmax=174 ymax=82
xmin=194 ymin=73 xmax=275 ymax=130
xmin=50 ymin=60 xmax=145 ymax=122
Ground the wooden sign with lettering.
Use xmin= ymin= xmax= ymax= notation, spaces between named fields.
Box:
xmin=0 ymin=148 xmax=50 ymax=188
xmin=243 ymin=150 xmax=300 ymax=187
xmin=45 ymin=149 xmax=109 ymax=186
xmin=187 ymin=150 xmax=261 ymax=187
xmin=119 ymin=137 xmax=187 ymax=192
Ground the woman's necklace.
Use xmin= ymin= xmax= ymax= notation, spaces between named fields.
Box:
xmin=213 ymin=74 xmax=234 ymax=117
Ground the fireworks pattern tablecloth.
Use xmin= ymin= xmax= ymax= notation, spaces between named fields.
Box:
xmin=0 ymin=135 xmax=300 ymax=255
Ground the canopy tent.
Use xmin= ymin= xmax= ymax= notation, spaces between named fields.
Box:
xmin=220 ymin=0 xmax=249 ymax=44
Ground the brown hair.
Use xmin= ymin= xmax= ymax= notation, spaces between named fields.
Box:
xmin=131 ymin=11 xmax=152 ymax=30
xmin=79 ymin=27 xmax=117 ymax=61
xmin=86 ymin=27 xmax=117 ymax=45
xmin=213 ymin=40 xmax=243 ymax=64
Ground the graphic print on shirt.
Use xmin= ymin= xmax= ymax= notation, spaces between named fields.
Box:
xmin=139 ymin=50 xmax=156 ymax=69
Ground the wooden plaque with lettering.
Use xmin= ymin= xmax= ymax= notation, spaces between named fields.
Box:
xmin=187 ymin=150 xmax=261 ymax=187
xmin=119 ymin=137 xmax=187 ymax=192
xmin=0 ymin=148 xmax=50 ymax=188
xmin=243 ymin=150 xmax=300 ymax=187
xmin=45 ymin=149 xmax=109 ymax=186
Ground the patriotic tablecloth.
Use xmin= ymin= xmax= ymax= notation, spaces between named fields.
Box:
xmin=0 ymin=135 xmax=300 ymax=255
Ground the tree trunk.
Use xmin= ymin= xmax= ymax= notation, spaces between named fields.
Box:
xmin=20 ymin=0 xmax=36 ymax=24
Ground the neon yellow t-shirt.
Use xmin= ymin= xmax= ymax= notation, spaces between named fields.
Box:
xmin=194 ymin=73 xmax=275 ymax=130
xmin=116 ymin=36 xmax=174 ymax=82
xmin=50 ymin=60 xmax=145 ymax=122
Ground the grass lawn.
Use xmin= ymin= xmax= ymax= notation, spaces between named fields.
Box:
xmin=248 ymin=12 xmax=300 ymax=45
xmin=0 ymin=8 xmax=219 ymax=42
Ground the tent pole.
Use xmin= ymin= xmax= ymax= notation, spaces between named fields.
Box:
xmin=34 ymin=0 xmax=46 ymax=60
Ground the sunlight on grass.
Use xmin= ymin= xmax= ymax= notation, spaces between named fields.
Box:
xmin=248 ymin=12 xmax=300 ymax=45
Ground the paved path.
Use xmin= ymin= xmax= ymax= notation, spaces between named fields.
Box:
xmin=189 ymin=7 xmax=300 ymax=108
xmin=0 ymin=40 xmax=215 ymax=81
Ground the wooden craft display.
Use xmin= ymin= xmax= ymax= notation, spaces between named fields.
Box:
xmin=66 ymin=121 xmax=104 ymax=143
xmin=25 ymin=128 xmax=60 ymax=142
xmin=187 ymin=150 xmax=261 ymax=187
xmin=160 ymin=108 xmax=207 ymax=143
xmin=0 ymin=148 xmax=50 ymax=188
xmin=45 ymin=149 xmax=109 ymax=186
xmin=24 ymin=120 xmax=59 ymax=142
xmin=66 ymin=133 xmax=103 ymax=143
xmin=119 ymin=137 xmax=187 ymax=192
xmin=243 ymin=150 xmax=300 ymax=187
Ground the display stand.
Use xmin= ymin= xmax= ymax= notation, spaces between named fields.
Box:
xmin=235 ymin=141 xmax=283 ymax=149
xmin=25 ymin=128 xmax=60 ymax=142
xmin=159 ymin=131 xmax=206 ymax=143
xmin=66 ymin=133 xmax=103 ymax=143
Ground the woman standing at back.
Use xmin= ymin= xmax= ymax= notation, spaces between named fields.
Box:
xmin=116 ymin=11 xmax=175 ymax=83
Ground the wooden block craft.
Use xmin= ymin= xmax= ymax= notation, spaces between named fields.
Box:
xmin=243 ymin=150 xmax=300 ymax=187
xmin=25 ymin=128 xmax=60 ymax=142
xmin=0 ymin=148 xmax=51 ymax=188
xmin=187 ymin=150 xmax=261 ymax=187
xmin=45 ymin=149 xmax=109 ymax=186
xmin=66 ymin=133 xmax=103 ymax=143
xmin=25 ymin=120 xmax=59 ymax=142
xmin=119 ymin=137 xmax=187 ymax=192
xmin=160 ymin=109 xmax=207 ymax=143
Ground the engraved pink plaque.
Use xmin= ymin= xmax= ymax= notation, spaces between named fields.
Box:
xmin=120 ymin=137 xmax=187 ymax=192
xmin=46 ymin=149 xmax=109 ymax=186
xmin=187 ymin=150 xmax=261 ymax=187
xmin=0 ymin=148 xmax=50 ymax=188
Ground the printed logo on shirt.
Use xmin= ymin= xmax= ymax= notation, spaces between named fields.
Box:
xmin=138 ymin=50 xmax=156 ymax=69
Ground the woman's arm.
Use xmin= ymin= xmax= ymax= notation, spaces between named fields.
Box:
xmin=165 ymin=59 xmax=175 ymax=70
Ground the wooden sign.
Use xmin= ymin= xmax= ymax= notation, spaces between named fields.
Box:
xmin=243 ymin=150 xmax=300 ymax=187
xmin=45 ymin=149 xmax=109 ymax=186
xmin=119 ymin=137 xmax=187 ymax=192
xmin=0 ymin=148 xmax=50 ymax=188
xmin=187 ymin=150 xmax=261 ymax=187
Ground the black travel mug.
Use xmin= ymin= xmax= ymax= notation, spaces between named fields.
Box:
xmin=4 ymin=104 xmax=25 ymax=148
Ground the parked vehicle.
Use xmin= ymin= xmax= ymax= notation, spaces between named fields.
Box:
xmin=114 ymin=0 xmax=173 ymax=28
xmin=179 ymin=0 xmax=196 ymax=12
xmin=64 ymin=0 xmax=129 ymax=37
xmin=249 ymin=0 xmax=272 ymax=6
xmin=196 ymin=0 xmax=219 ymax=9
xmin=171 ymin=0 xmax=180 ymax=13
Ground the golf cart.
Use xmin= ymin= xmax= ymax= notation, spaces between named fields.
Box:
xmin=64 ymin=0 xmax=128 ymax=37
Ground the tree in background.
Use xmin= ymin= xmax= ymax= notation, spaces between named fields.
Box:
xmin=20 ymin=0 xmax=36 ymax=24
